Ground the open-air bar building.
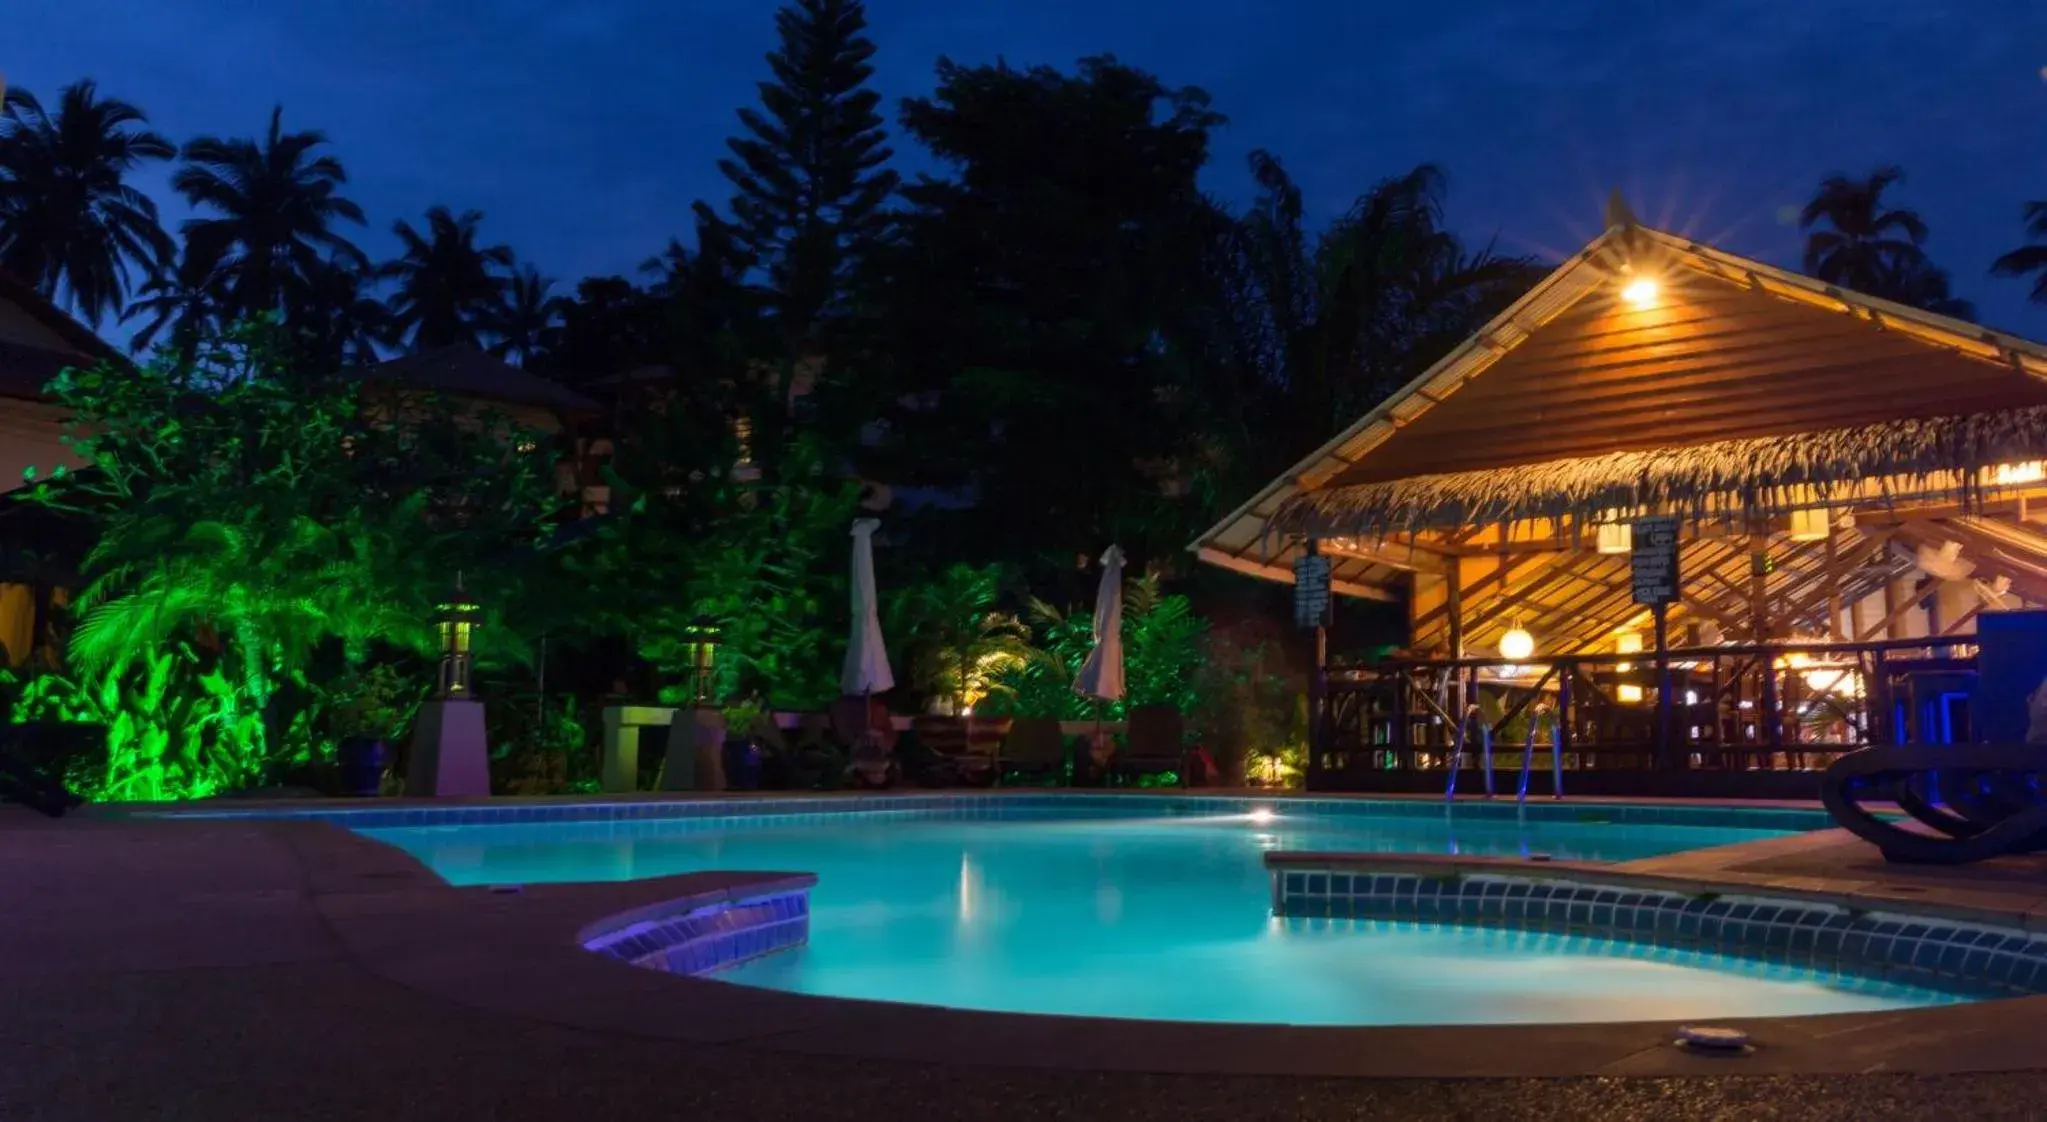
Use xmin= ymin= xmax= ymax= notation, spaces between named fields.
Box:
xmin=1194 ymin=203 xmax=2047 ymax=796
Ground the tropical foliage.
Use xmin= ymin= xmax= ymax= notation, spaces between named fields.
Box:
xmin=995 ymin=572 xmax=1208 ymax=722
xmin=1797 ymin=166 xmax=1972 ymax=318
xmin=173 ymin=106 xmax=368 ymax=326
xmin=0 ymin=80 xmax=175 ymax=325
xmin=8 ymin=321 xmax=562 ymax=798
xmin=888 ymin=563 xmax=1033 ymax=715
xmin=1992 ymin=201 xmax=2047 ymax=306
xmin=383 ymin=205 xmax=513 ymax=351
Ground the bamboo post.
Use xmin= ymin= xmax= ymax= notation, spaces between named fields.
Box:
xmin=1305 ymin=540 xmax=1328 ymax=788
xmin=1653 ymin=602 xmax=1672 ymax=771
xmin=1446 ymin=564 xmax=1465 ymax=660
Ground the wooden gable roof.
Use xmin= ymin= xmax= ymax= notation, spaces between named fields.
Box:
xmin=1193 ymin=216 xmax=2047 ymax=596
xmin=1335 ymin=256 xmax=2047 ymax=484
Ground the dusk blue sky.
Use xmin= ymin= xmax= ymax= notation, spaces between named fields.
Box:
xmin=13 ymin=1 xmax=2047 ymax=335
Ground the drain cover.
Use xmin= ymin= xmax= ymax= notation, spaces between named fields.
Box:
xmin=1675 ymin=1025 xmax=1752 ymax=1054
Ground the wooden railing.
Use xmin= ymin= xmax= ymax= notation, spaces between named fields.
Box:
xmin=1313 ymin=636 xmax=1978 ymax=794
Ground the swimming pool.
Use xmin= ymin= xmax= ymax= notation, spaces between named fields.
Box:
xmin=359 ymin=797 xmax=1964 ymax=1025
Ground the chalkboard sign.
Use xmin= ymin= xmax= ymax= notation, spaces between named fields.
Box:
xmin=1630 ymin=515 xmax=1681 ymax=606
xmin=1294 ymin=554 xmax=1332 ymax=628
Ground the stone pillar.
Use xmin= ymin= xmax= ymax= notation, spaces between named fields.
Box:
xmin=406 ymin=699 xmax=490 ymax=797
xmin=662 ymin=708 xmax=727 ymax=791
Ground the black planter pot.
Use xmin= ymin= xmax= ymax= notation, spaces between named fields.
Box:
xmin=336 ymin=736 xmax=388 ymax=798
xmin=723 ymin=737 xmax=763 ymax=791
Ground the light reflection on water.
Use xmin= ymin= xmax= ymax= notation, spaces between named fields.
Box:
xmin=363 ymin=809 xmax=1963 ymax=1025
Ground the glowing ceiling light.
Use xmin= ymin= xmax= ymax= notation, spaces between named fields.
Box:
xmin=1499 ymin=626 xmax=1536 ymax=662
xmin=1595 ymin=521 xmax=1633 ymax=555
xmin=1620 ymin=277 xmax=1660 ymax=309
xmin=1787 ymin=508 xmax=1832 ymax=542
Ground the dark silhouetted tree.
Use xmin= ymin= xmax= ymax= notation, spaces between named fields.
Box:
xmin=382 ymin=206 xmax=512 ymax=351
xmin=705 ymin=0 xmax=898 ymax=345
xmin=124 ymin=248 xmax=221 ymax=360
xmin=1992 ymin=201 xmax=2047 ymax=306
xmin=1799 ymin=166 xmax=1971 ymax=318
xmin=174 ymin=107 xmax=367 ymax=324
xmin=0 ymin=80 xmax=174 ymax=325
xmin=489 ymin=264 xmax=565 ymax=365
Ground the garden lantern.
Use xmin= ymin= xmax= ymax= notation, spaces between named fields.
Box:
xmin=682 ymin=616 xmax=723 ymax=707
xmin=434 ymin=577 xmax=484 ymax=699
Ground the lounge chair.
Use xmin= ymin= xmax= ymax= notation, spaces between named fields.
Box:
xmin=996 ymin=717 xmax=1067 ymax=785
xmin=1820 ymin=744 xmax=2047 ymax=864
xmin=910 ymin=715 xmax=1014 ymax=787
xmin=830 ymin=696 xmax=898 ymax=788
xmin=1116 ymin=705 xmax=1185 ymax=787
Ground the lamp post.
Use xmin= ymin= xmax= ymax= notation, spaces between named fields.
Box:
xmin=659 ymin=614 xmax=731 ymax=792
xmin=406 ymin=574 xmax=492 ymax=797
xmin=681 ymin=616 xmax=723 ymax=708
xmin=433 ymin=578 xmax=484 ymax=699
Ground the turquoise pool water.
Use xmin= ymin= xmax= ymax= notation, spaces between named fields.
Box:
xmin=361 ymin=802 xmax=1965 ymax=1025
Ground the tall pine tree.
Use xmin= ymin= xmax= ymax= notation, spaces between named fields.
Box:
xmin=703 ymin=0 xmax=898 ymax=347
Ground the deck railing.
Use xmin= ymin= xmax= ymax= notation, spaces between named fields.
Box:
xmin=1314 ymin=636 xmax=1977 ymax=793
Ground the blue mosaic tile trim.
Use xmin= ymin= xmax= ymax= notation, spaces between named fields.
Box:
xmin=583 ymin=890 xmax=809 ymax=977
xmin=145 ymin=792 xmax=1842 ymax=834
xmin=1273 ymin=870 xmax=2047 ymax=998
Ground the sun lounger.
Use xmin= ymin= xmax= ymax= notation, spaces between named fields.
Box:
xmin=996 ymin=717 xmax=1066 ymax=785
xmin=1820 ymin=744 xmax=2047 ymax=864
xmin=1117 ymin=705 xmax=1185 ymax=787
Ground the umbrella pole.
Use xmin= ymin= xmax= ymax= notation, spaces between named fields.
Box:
xmin=1093 ymin=699 xmax=1106 ymax=787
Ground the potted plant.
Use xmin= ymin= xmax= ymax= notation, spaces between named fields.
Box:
xmin=329 ymin=664 xmax=412 ymax=798
xmin=895 ymin=565 xmax=1034 ymax=783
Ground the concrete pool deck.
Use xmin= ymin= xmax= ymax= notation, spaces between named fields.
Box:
xmin=11 ymin=794 xmax=2047 ymax=1120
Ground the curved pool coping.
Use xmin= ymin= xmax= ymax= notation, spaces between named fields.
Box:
xmin=261 ymin=802 xmax=2047 ymax=1081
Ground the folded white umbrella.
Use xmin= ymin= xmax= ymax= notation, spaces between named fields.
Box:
xmin=841 ymin=518 xmax=895 ymax=696
xmin=1073 ymin=545 xmax=1126 ymax=702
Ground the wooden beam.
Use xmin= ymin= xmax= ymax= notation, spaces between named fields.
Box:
xmin=1748 ymin=534 xmax=1772 ymax=640
xmin=1193 ymin=546 xmax=1400 ymax=603
xmin=1863 ymin=577 xmax=1927 ymax=641
xmin=1417 ymin=552 xmax=1559 ymax=631
xmin=1446 ymin=565 xmax=1464 ymax=659
xmin=1462 ymin=554 xmax=1604 ymax=636
xmin=1824 ymin=531 xmax=1844 ymax=640
xmin=1942 ymin=600 xmax=1986 ymax=637
xmin=1322 ymin=536 xmax=1450 ymax=575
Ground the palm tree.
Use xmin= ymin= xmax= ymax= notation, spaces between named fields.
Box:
xmin=173 ymin=106 xmax=366 ymax=324
xmin=290 ymin=254 xmax=393 ymax=369
xmin=382 ymin=206 xmax=512 ymax=350
xmin=1879 ymin=253 xmax=1975 ymax=320
xmin=0 ymin=80 xmax=175 ymax=325
xmin=487 ymin=265 xmax=563 ymax=365
xmin=1798 ymin=167 xmax=1932 ymax=291
xmin=1991 ymin=201 xmax=2047 ymax=305
xmin=1218 ymin=153 xmax=1542 ymax=472
xmin=123 ymin=248 xmax=221 ymax=360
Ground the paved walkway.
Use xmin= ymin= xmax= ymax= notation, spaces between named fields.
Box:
xmin=8 ymin=805 xmax=2047 ymax=1120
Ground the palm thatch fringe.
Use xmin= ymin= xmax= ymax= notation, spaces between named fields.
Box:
xmin=1273 ymin=405 xmax=2047 ymax=538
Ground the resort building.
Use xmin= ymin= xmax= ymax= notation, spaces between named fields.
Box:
xmin=1197 ymin=205 xmax=2047 ymax=794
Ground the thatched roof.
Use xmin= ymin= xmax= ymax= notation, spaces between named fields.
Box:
xmin=356 ymin=346 xmax=600 ymax=416
xmin=1273 ymin=405 xmax=2047 ymax=538
xmin=1192 ymin=214 xmax=2047 ymax=596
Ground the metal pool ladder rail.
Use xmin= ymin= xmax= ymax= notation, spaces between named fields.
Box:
xmin=1443 ymin=705 xmax=1495 ymax=801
